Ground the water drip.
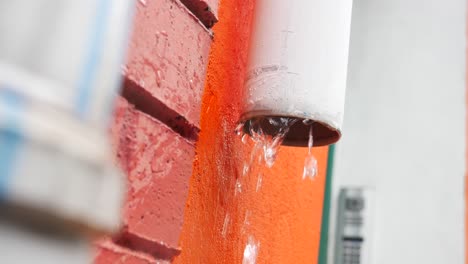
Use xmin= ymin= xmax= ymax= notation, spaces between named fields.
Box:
xmin=242 ymin=236 xmax=259 ymax=264
xmin=256 ymin=173 xmax=263 ymax=192
xmin=235 ymin=116 xmax=318 ymax=179
xmin=244 ymin=117 xmax=297 ymax=168
xmin=222 ymin=213 xmax=230 ymax=238
xmin=303 ymin=124 xmax=318 ymax=180
xmin=235 ymin=178 xmax=242 ymax=196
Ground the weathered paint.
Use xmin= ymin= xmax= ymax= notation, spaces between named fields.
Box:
xmin=174 ymin=0 xmax=329 ymax=263
xmin=111 ymin=97 xmax=195 ymax=260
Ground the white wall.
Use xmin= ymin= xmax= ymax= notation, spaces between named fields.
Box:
xmin=328 ymin=0 xmax=466 ymax=263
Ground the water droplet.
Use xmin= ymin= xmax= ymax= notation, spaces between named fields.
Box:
xmin=303 ymin=155 xmax=318 ymax=180
xmin=243 ymin=164 xmax=249 ymax=176
xmin=138 ymin=0 xmax=147 ymax=6
xmin=235 ymin=178 xmax=242 ymax=196
xmin=235 ymin=123 xmax=244 ymax=136
xmin=222 ymin=213 xmax=230 ymax=238
xmin=242 ymin=236 xmax=259 ymax=264
xmin=256 ymin=173 xmax=263 ymax=192
xmin=156 ymin=70 xmax=162 ymax=86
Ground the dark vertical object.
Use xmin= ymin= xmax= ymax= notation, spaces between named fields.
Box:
xmin=318 ymin=144 xmax=335 ymax=264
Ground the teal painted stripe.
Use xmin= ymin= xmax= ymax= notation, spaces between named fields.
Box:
xmin=0 ymin=88 xmax=23 ymax=197
xmin=318 ymin=144 xmax=336 ymax=264
xmin=76 ymin=0 xmax=112 ymax=117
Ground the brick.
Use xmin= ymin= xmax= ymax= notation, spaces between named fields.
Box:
xmin=180 ymin=0 xmax=219 ymax=28
xmin=94 ymin=239 xmax=169 ymax=264
xmin=122 ymin=78 xmax=199 ymax=142
xmin=126 ymin=0 xmax=212 ymax=129
xmin=111 ymin=97 xmax=196 ymax=260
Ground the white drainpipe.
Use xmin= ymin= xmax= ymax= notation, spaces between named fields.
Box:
xmin=242 ymin=0 xmax=353 ymax=146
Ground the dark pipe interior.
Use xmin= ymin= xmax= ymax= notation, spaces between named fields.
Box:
xmin=241 ymin=116 xmax=341 ymax=147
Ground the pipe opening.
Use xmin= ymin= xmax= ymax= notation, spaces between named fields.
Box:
xmin=241 ymin=115 xmax=341 ymax=147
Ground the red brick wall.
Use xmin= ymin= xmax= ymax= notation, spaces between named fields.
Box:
xmin=95 ymin=0 xmax=216 ymax=262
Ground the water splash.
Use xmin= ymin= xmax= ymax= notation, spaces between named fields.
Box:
xmin=246 ymin=117 xmax=297 ymax=168
xmin=242 ymin=236 xmax=260 ymax=264
xmin=233 ymin=117 xmax=322 ymax=264
xmin=302 ymin=123 xmax=318 ymax=180
xmin=237 ymin=117 xmax=319 ymax=182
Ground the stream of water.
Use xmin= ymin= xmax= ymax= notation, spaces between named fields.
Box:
xmin=234 ymin=117 xmax=318 ymax=263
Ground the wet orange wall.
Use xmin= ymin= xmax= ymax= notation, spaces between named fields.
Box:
xmin=174 ymin=0 xmax=329 ymax=263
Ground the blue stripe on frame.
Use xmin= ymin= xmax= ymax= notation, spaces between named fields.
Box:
xmin=76 ymin=0 xmax=112 ymax=117
xmin=0 ymin=87 xmax=23 ymax=198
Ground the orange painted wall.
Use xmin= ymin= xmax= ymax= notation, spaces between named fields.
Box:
xmin=174 ymin=0 xmax=329 ymax=263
